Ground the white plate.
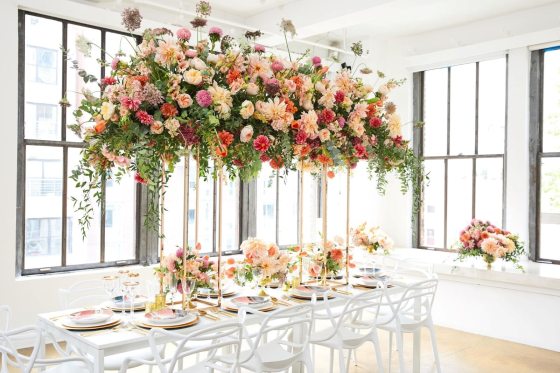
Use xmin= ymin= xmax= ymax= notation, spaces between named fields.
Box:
xmin=112 ymin=295 xmax=148 ymax=308
xmin=292 ymin=285 xmax=330 ymax=297
xmin=140 ymin=312 xmax=196 ymax=327
xmin=144 ymin=309 xmax=191 ymax=325
xmin=231 ymin=296 xmax=269 ymax=308
xmin=70 ymin=309 xmax=113 ymax=325
xmin=224 ymin=301 xmax=274 ymax=312
xmin=63 ymin=315 xmax=120 ymax=329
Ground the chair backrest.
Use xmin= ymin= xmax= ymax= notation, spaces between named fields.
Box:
xmin=240 ymin=303 xmax=314 ymax=369
xmin=0 ymin=306 xmax=10 ymax=332
xmin=317 ymin=289 xmax=384 ymax=343
xmin=139 ymin=322 xmax=243 ymax=373
xmin=59 ymin=280 xmax=108 ymax=309
xmin=380 ymin=257 xmax=433 ymax=279
xmin=384 ymin=278 xmax=439 ymax=325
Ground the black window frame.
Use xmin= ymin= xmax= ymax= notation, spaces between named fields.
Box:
xmin=529 ymin=46 xmax=560 ymax=265
xmin=413 ymin=57 xmax=509 ymax=251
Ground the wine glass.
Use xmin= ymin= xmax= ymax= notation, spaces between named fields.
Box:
xmin=168 ymin=273 xmax=178 ymax=305
xmin=123 ymin=281 xmax=139 ymax=326
xmin=102 ymin=275 xmax=117 ymax=300
xmin=181 ymin=277 xmax=197 ymax=311
xmin=117 ymin=269 xmax=130 ymax=300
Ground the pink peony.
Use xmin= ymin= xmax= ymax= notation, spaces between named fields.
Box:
xmin=195 ymin=90 xmax=212 ymax=107
xmin=176 ymin=28 xmax=192 ymax=40
xmin=253 ymin=135 xmax=271 ymax=152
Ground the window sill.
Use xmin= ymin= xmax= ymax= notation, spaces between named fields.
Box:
xmin=389 ymin=248 xmax=560 ymax=296
xmin=16 ymin=263 xmax=151 ymax=281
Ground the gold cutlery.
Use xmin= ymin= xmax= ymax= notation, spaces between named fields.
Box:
xmin=80 ymin=325 xmax=121 ymax=337
xmin=212 ymin=308 xmax=235 ymax=317
xmin=198 ymin=309 xmax=219 ymax=320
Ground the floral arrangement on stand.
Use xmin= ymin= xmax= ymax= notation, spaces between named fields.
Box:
xmin=158 ymin=245 xmax=216 ymax=290
xmin=351 ymin=222 xmax=394 ymax=255
xmin=66 ymin=1 xmax=423 ymax=234
xmin=225 ymin=238 xmax=291 ymax=295
xmin=454 ymin=219 xmax=525 ymax=271
xmin=302 ymin=238 xmax=355 ymax=281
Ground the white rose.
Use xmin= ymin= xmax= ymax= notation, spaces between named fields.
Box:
xmin=318 ymin=128 xmax=331 ymax=142
xmin=240 ymin=125 xmax=254 ymax=143
xmin=100 ymin=101 xmax=115 ymax=121
xmin=190 ymin=57 xmax=207 ymax=70
xmin=183 ymin=69 xmax=203 ymax=85
xmin=240 ymin=100 xmax=255 ymax=119
xmin=246 ymin=82 xmax=259 ymax=95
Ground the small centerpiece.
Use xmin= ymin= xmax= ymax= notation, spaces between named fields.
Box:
xmin=304 ymin=238 xmax=354 ymax=285
xmin=454 ymin=219 xmax=525 ymax=271
xmin=227 ymin=238 xmax=291 ymax=296
xmin=351 ymin=222 xmax=394 ymax=255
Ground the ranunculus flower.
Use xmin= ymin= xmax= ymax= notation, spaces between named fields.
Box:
xmin=218 ymin=130 xmax=234 ymax=147
xmin=190 ymin=57 xmax=207 ymax=70
xmin=311 ymin=56 xmax=321 ymax=67
xmin=240 ymin=100 xmax=254 ymax=119
xmin=150 ymin=120 xmax=164 ymax=134
xmin=318 ymin=128 xmax=330 ymax=142
xmin=183 ymin=69 xmax=203 ymax=85
xmin=254 ymin=44 xmax=265 ymax=53
xmin=246 ymin=82 xmax=259 ymax=95
xmin=177 ymin=93 xmax=193 ymax=108
xmin=253 ymin=135 xmax=270 ymax=152
xmin=160 ymin=103 xmax=178 ymax=118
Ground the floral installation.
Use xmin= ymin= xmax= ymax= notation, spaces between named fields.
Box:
xmin=225 ymin=237 xmax=291 ymax=286
xmin=67 ymin=1 xmax=423 ymax=236
xmin=351 ymin=222 xmax=394 ymax=255
xmin=454 ymin=219 xmax=525 ymax=270
xmin=302 ymin=237 xmax=355 ymax=278
xmin=156 ymin=244 xmax=216 ymax=290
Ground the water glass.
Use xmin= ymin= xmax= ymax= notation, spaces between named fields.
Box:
xmin=181 ymin=277 xmax=197 ymax=310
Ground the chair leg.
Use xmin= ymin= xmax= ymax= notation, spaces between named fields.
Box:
xmin=329 ymin=348 xmax=334 ymax=373
xmin=371 ymin=331 xmax=384 ymax=373
xmin=346 ymin=349 xmax=352 ymax=372
xmin=338 ymin=349 xmax=346 ymax=373
xmin=304 ymin=348 xmax=314 ymax=373
xmin=428 ymin=322 xmax=442 ymax=373
xmin=388 ymin=332 xmax=393 ymax=373
xmin=394 ymin=331 xmax=406 ymax=373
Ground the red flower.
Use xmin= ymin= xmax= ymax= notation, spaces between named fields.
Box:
xmin=367 ymin=103 xmax=377 ymax=117
xmin=327 ymin=170 xmax=335 ymax=179
xmin=317 ymin=154 xmax=332 ymax=165
xmin=334 ymin=90 xmax=345 ymax=103
xmin=134 ymin=173 xmax=147 ymax=185
xmin=330 ymin=249 xmax=343 ymax=261
xmin=369 ymin=117 xmax=382 ymax=128
xmin=253 ymin=135 xmax=271 ymax=153
xmin=218 ymin=130 xmax=234 ymax=147
xmin=233 ymin=159 xmax=244 ymax=167
xmin=392 ymin=135 xmax=403 ymax=147
xmin=318 ymin=108 xmax=336 ymax=124
xmin=101 ymin=77 xmax=117 ymax=86
xmin=295 ymin=130 xmax=308 ymax=144
xmin=160 ymin=103 xmax=178 ymax=118
xmin=259 ymin=153 xmax=271 ymax=162
xmin=215 ymin=145 xmax=227 ymax=158
xmin=270 ymin=156 xmax=284 ymax=170
xmin=135 ymin=110 xmax=154 ymax=125
xmin=354 ymin=144 xmax=368 ymax=158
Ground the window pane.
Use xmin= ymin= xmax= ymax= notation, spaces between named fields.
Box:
xmin=478 ymin=58 xmax=506 ymax=154
xmin=423 ymin=68 xmax=448 ymax=156
xmin=449 ymin=63 xmax=476 ymax=155
xmin=475 ymin=158 xmax=503 ymax=226
xmin=446 ymin=159 xmax=473 ymax=247
xmin=66 ymin=148 xmax=101 ymax=265
xmin=25 ymin=15 xmax=62 ymax=140
xmin=327 ymin=171 xmax=347 ymax=241
xmin=105 ymin=172 xmax=136 ymax=261
xmin=105 ymin=32 xmax=136 ymax=69
xmin=256 ymin=164 xmax=277 ymax=242
xmin=421 ymin=160 xmax=445 ymax=248
xmin=349 ymin=163 xmax=378 ymax=229
xmin=25 ymin=146 xmax=63 ymax=269
xmin=221 ymin=178 xmax=240 ymax=252
xmin=540 ymin=157 xmax=560 ymax=261
xmin=278 ymin=171 xmax=298 ymax=246
xmin=66 ymin=25 xmax=101 ymax=142
xmin=543 ymin=49 xmax=560 ymax=152
xmin=302 ymin=175 xmax=320 ymax=244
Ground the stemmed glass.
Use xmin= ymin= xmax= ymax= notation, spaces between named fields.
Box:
xmin=168 ymin=273 xmax=178 ymax=305
xmin=123 ymin=281 xmax=139 ymax=327
xmin=102 ymin=275 xmax=118 ymax=301
xmin=181 ymin=277 xmax=197 ymax=311
xmin=117 ymin=269 xmax=130 ymax=300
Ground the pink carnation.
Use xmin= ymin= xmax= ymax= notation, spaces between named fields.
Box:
xmin=335 ymin=90 xmax=345 ymax=103
xmin=369 ymin=117 xmax=382 ymax=128
xmin=195 ymin=90 xmax=212 ymax=107
xmin=135 ymin=110 xmax=154 ymax=125
xmin=176 ymin=28 xmax=192 ymax=40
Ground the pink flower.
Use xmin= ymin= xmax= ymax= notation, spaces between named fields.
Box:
xmin=295 ymin=130 xmax=307 ymax=144
xmin=101 ymin=77 xmax=117 ymax=86
xmin=120 ymin=96 xmax=141 ymax=111
xmin=176 ymin=28 xmax=192 ymax=40
xmin=318 ymin=108 xmax=335 ymax=124
xmin=185 ymin=49 xmax=198 ymax=58
xmin=337 ymin=117 xmax=346 ymax=128
xmin=354 ymin=144 xmax=367 ymax=158
xmin=271 ymin=61 xmax=284 ymax=73
xmin=253 ymin=135 xmax=271 ymax=153
xmin=311 ymin=56 xmax=322 ymax=67
xmin=369 ymin=117 xmax=382 ymax=128
xmin=111 ymin=58 xmax=120 ymax=70
xmin=195 ymin=90 xmax=212 ymax=107
xmin=209 ymin=26 xmax=223 ymax=37
xmin=254 ymin=44 xmax=265 ymax=53
xmin=135 ymin=110 xmax=154 ymax=125
xmin=335 ymin=90 xmax=345 ymax=103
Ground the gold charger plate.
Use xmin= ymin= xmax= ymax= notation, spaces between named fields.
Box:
xmin=209 ymin=289 xmax=236 ymax=298
xmin=222 ymin=303 xmax=276 ymax=313
xmin=289 ymin=293 xmax=334 ymax=301
xmin=61 ymin=319 xmax=121 ymax=331
xmin=136 ymin=315 xmax=200 ymax=330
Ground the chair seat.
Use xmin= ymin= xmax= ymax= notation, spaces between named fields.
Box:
xmin=104 ymin=346 xmax=162 ymax=370
xmin=221 ymin=342 xmax=301 ymax=371
xmin=43 ymin=361 xmax=90 ymax=373
xmin=377 ymin=313 xmax=427 ymax=334
xmin=311 ymin=327 xmax=369 ymax=349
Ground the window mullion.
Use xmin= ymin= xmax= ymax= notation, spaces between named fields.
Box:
xmin=444 ymin=67 xmax=451 ymax=249
xmin=275 ymin=171 xmax=280 ymax=244
xmin=472 ymin=62 xmax=479 ymax=219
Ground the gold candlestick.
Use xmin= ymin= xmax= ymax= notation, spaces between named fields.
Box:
xmin=182 ymin=151 xmax=190 ymax=310
xmin=321 ymin=164 xmax=328 ymax=286
xmin=297 ymin=159 xmax=304 ymax=284
xmin=159 ymin=157 xmax=166 ymax=296
xmin=345 ymin=166 xmax=351 ymax=285
xmin=195 ymin=149 xmax=200 ymax=246
xmin=216 ymin=164 xmax=224 ymax=307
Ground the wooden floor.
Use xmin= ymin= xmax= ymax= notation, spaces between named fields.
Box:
xmin=5 ymin=326 xmax=560 ymax=372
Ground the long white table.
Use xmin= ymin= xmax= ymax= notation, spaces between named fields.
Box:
xmin=37 ymin=282 xmax=423 ymax=373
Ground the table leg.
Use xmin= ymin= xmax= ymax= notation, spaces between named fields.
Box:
xmin=413 ymin=295 xmax=421 ymax=373
xmin=93 ymin=349 xmax=105 ymax=373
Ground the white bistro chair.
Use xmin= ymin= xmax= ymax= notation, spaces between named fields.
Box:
xmin=0 ymin=325 xmax=92 ymax=373
xmin=119 ymin=321 xmax=243 ymax=373
xmin=309 ymin=289 xmax=385 ymax=373
xmin=377 ymin=278 xmax=441 ymax=373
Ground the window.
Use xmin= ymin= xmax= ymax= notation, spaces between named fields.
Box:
xmin=530 ymin=47 xmax=560 ymax=263
xmin=17 ymin=11 xmax=140 ymax=274
xmin=414 ymin=57 xmax=508 ymax=250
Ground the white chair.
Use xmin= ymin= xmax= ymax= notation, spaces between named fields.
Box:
xmin=235 ymin=303 xmax=315 ymax=372
xmin=0 ymin=325 xmax=92 ymax=373
xmin=377 ymin=278 xmax=441 ymax=373
xmin=118 ymin=321 xmax=244 ymax=373
xmin=309 ymin=289 xmax=385 ymax=373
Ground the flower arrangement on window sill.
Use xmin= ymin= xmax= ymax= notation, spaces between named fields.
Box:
xmin=454 ymin=219 xmax=525 ymax=271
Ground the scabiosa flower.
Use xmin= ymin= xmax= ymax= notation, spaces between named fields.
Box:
xmin=135 ymin=110 xmax=154 ymax=125
xmin=271 ymin=60 xmax=284 ymax=73
xmin=311 ymin=56 xmax=322 ymax=67
xmin=254 ymin=44 xmax=266 ymax=53
xmin=142 ymin=83 xmax=164 ymax=106
xmin=265 ymin=78 xmax=280 ymax=96
xmin=369 ymin=117 xmax=382 ymax=128
xmin=121 ymin=8 xmax=143 ymax=32
xmin=75 ymin=34 xmax=92 ymax=57
xmin=244 ymin=30 xmax=263 ymax=41
xmin=208 ymin=26 xmax=223 ymax=40
xmin=334 ymin=90 xmax=345 ymax=103
xmin=195 ymin=90 xmax=212 ymax=108
xmin=253 ymin=135 xmax=271 ymax=152
xmin=160 ymin=103 xmax=178 ymax=118
xmin=196 ymin=1 xmax=212 ymax=16
xmin=360 ymin=67 xmax=373 ymax=74
xmin=385 ymin=101 xmax=397 ymax=114
xmin=280 ymin=18 xmax=297 ymax=38
xmin=176 ymin=28 xmax=192 ymax=40
xmin=190 ymin=17 xmax=207 ymax=29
